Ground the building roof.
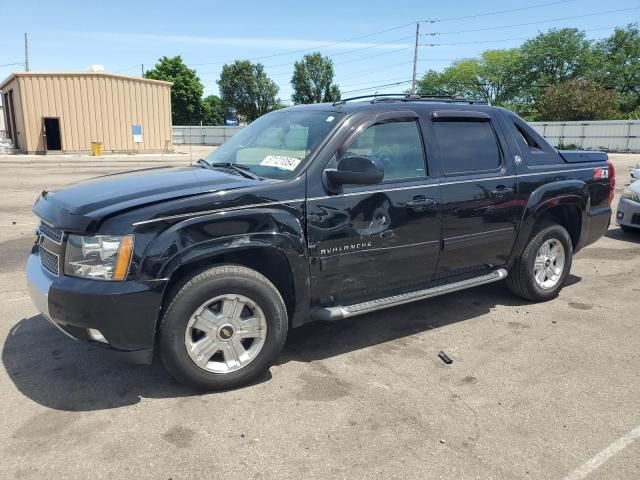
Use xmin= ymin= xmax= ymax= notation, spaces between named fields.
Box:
xmin=0 ymin=71 xmax=172 ymax=91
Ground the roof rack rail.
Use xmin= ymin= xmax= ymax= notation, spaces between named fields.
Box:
xmin=333 ymin=93 xmax=488 ymax=106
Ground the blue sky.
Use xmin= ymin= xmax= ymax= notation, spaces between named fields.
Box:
xmin=1 ymin=0 xmax=639 ymax=102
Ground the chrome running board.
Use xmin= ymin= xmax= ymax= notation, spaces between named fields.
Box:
xmin=311 ymin=268 xmax=508 ymax=321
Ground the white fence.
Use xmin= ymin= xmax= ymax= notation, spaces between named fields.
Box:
xmin=172 ymin=121 xmax=640 ymax=153
xmin=172 ymin=125 xmax=243 ymax=146
xmin=529 ymin=120 xmax=640 ymax=153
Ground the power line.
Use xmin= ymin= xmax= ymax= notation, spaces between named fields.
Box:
xmin=114 ymin=2 xmax=620 ymax=77
xmin=111 ymin=3 xmax=633 ymax=98
xmin=426 ymin=7 xmax=640 ymax=36
xmin=424 ymin=0 xmax=577 ymax=23
xmin=197 ymin=51 xmax=416 ymax=83
xmin=306 ymin=36 xmax=413 ymax=60
xmin=421 ymin=27 xmax=618 ymax=47
xmin=197 ymin=36 xmax=414 ymax=75
xmin=419 ymin=80 xmax=636 ymax=89
xmin=114 ymin=34 xmax=413 ymax=75
xmin=340 ymin=75 xmax=415 ymax=89
xmin=0 ymin=62 xmax=24 ymax=68
xmin=116 ymin=4 xmax=630 ymax=80
xmin=344 ymin=23 xmax=627 ymax=94
xmin=342 ymin=80 xmax=413 ymax=95
xmin=335 ymin=60 xmax=414 ymax=81
xmin=189 ymin=23 xmax=416 ymax=67
xmin=113 ymin=64 xmax=143 ymax=74
xmin=333 ymin=46 xmax=412 ymax=66
xmin=198 ymin=47 xmax=412 ymax=77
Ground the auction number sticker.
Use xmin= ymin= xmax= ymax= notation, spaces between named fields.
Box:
xmin=260 ymin=155 xmax=301 ymax=171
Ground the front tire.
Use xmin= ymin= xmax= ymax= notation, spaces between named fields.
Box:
xmin=507 ymin=223 xmax=573 ymax=302
xmin=159 ymin=265 xmax=288 ymax=390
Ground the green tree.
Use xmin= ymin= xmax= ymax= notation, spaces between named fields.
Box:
xmin=416 ymin=61 xmax=478 ymax=99
xmin=416 ymin=49 xmax=524 ymax=106
xmin=519 ymin=28 xmax=594 ymax=86
xmin=538 ymin=79 xmax=619 ymax=121
xmin=218 ymin=60 xmax=280 ymax=121
xmin=291 ymin=52 xmax=340 ymax=104
xmin=201 ymin=95 xmax=224 ymax=125
xmin=144 ymin=56 xmax=204 ymax=125
xmin=591 ymin=23 xmax=640 ymax=114
xmin=415 ymin=70 xmax=456 ymax=96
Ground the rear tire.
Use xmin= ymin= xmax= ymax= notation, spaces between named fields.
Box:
xmin=507 ymin=223 xmax=573 ymax=302
xmin=158 ymin=265 xmax=288 ymax=390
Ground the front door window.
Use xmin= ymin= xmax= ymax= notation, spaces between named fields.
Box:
xmin=341 ymin=119 xmax=426 ymax=181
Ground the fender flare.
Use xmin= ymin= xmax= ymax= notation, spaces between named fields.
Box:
xmin=138 ymin=206 xmax=311 ymax=326
xmin=508 ymin=180 xmax=588 ymax=263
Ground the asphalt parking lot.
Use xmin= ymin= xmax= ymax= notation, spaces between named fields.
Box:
xmin=0 ymin=149 xmax=639 ymax=479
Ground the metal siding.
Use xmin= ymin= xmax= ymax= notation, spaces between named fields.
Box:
xmin=122 ymin=79 xmax=133 ymax=151
xmin=8 ymin=78 xmax=24 ymax=151
xmin=1 ymin=73 xmax=172 ymax=153
xmin=5 ymin=78 xmax=27 ymax=151
xmin=61 ymin=76 xmax=74 ymax=150
xmin=134 ymin=81 xmax=143 ymax=150
xmin=530 ymin=120 xmax=640 ymax=152
xmin=172 ymin=125 xmax=243 ymax=145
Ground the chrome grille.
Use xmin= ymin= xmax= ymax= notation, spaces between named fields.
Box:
xmin=39 ymin=222 xmax=63 ymax=244
xmin=40 ymin=245 xmax=60 ymax=276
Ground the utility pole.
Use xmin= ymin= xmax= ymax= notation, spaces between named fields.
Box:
xmin=24 ymin=33 xmax=30 ymax=72
xmin=411 ymin=22 xmax=420 ymax=95
xmin=141 ymin=64 xmax=144 ymax=77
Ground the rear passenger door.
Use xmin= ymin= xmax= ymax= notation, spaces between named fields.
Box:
xmin=430 ymin=109 xmax=521 ymax=277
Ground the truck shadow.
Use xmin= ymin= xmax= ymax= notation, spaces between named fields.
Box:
xmin=605 ymin=226 xmax=640 ymax=244
xmin=2 ymin=278 xmax=579 ymax=412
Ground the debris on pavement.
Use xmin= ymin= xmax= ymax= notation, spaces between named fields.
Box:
xmin=438 ymin=351 xmax=453 ymax=364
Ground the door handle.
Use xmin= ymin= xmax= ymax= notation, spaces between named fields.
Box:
xmin=406 ymin=197 xmax=436 ymax=209
xmin=489 ymin=186 xmax=514 ymax=198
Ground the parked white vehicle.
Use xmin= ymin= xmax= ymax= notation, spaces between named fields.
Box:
xmin=630 ymin=162 xmax=640 ymax=182
xmin=616 ymin=181 xmax=640 ymax=233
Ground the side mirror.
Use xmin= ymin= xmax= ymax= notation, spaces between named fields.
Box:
xmin=326 ymin=156 xmax=384 ymax=186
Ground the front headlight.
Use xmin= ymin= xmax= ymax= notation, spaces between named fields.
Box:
xmin=64 ymin=235 xmax=134 ymax=280
xmin=622 ymin=187 xmax=640 ymax=203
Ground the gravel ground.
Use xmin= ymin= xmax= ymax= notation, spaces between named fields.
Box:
xmin=0 ymin=149 xmax=639 ymax=480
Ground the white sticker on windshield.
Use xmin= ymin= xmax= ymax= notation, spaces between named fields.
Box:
xmin=326 ymin=115 xmax=335 ymax=122
xmin=260 ymin=155 xmax=301 ymax=171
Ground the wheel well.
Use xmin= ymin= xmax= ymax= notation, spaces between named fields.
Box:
xmin=537 ymin=205 xmax=582 ymax=248
xmin=161 ymin=248 xmax=297 ymax=322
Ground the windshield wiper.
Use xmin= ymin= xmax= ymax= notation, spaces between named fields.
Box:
xmin=198 ymin=160 xmax=262 ymax=181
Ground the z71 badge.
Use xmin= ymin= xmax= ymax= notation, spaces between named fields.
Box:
xmin=594 ymin=167 xmax=609 ymax=180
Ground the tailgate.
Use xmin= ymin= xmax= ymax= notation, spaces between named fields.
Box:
xmin=558 ymin=150 xmax=608 ymax=163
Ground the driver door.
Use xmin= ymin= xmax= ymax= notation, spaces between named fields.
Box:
xmin=306 ymin=112 xmax=442 ymax=307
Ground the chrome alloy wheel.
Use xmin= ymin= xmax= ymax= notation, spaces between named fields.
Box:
xmin=184 ymin=294 xmax=267 ymax=374
xmin=534 ymin=238 xmax=566 ymax=289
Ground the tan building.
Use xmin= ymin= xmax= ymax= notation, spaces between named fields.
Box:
xmin=0 ymin=72 xmax=173 ymax=154
xmin=0 ymin=98 xmax=5 ymax=137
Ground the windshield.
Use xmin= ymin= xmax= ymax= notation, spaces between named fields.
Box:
xmin=203 ymin=110 xmax=346 ymax=179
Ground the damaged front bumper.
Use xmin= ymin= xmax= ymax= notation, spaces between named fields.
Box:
xmin=26 ymin=249 xmax=166 ymax=364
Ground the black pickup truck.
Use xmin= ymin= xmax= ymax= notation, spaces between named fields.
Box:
xmin=27 ymin=95 xmax=614 ymax=390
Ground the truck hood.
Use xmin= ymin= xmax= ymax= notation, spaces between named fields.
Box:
xmin=33 ymin=165 xmax=257 ymax=231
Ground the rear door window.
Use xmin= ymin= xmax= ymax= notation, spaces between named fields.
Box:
xmin=510 ymin=116 xmax=563 ymax=165
xmin=433 ymin=121 xmax=501 ymax=175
